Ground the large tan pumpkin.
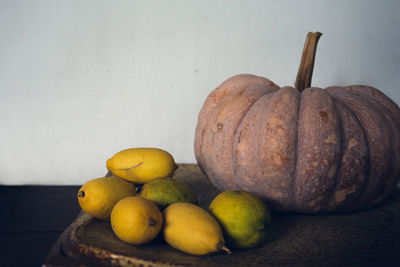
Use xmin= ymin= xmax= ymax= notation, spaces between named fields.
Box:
xmin=194 ymin=32 xmax=400 ymax=213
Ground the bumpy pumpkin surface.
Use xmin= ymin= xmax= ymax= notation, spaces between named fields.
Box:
xmin=194 ymin=33 xmax=400 ymax=213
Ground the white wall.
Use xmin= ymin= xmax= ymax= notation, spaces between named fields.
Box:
xmin=1 ymin=0 xmax=399 ymax=185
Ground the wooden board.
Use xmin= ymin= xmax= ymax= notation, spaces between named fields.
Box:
xmin=44 ymin=164 xmax=400 ymax=266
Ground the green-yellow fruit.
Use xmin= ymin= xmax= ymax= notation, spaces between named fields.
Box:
xmin=163 ymin=202 xmax=231 ymax=256
xmin=209 ymin=190 xmax=271 ymax=249
xmin=138 ymin=177 xmax=198 ymax=209
xmin=106 ymin=148 xmax=178 ymax=184
xmin=77 ymin=177 xmax=136 ymax=220
xmin=111 ymin=196 xmax=162 ymax=245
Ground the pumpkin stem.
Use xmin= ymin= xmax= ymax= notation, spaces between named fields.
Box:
xmin=294 ymin=32 xmax=322 ymax=92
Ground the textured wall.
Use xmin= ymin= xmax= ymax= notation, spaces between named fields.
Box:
xmin=1 ymin=0 xmax=399 ymax=184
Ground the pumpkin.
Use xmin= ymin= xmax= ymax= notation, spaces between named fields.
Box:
xmin=194 ymin=32 xmax=400 ymax=213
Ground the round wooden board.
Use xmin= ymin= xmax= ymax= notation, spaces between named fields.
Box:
xmin=59 ymin=164 xmax=400 ymax=266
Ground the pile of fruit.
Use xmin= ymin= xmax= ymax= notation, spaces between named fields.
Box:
xmin=77 ymin=147 xmax=271 ymax=256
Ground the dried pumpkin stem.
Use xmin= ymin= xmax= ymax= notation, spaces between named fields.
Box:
xmin=294 ymin=32 xmax=322 ymax=92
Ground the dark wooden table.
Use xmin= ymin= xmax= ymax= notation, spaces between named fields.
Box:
xmin=0 ymin=186 xmax=81 ymax=267
xmin=1 ymin=179 xmax=400 ymax=267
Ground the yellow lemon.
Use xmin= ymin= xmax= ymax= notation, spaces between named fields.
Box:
xmin=138 ymin=177 xmax=198 ymax=209
xmin=163 ymin=202 xmax=231 ymax=255
xmin=209 ymin=190 xmax=271 ymax=249
xmin=106 ymin=148 xmax=178 ymax=184
xmin=77 ymin=177 xmax=136 ymax=220
xmin=111 ymin=196 xmax=162 ymax=245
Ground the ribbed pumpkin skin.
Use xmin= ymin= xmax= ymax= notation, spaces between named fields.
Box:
xmin=194 ymin=74 xmax=400 ymax=213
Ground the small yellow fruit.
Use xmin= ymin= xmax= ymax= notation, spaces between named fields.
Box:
xmin=209 ymin=190 xmax=271 ymax=249
xmin=77 ymin=177 xmax=136 ymax=220
xmin=138 ymin=177 xmax=198 ymax=209
xmin=106 ymin=148 xmax=178 ymax=184
xmin=111 ymin=196 xmax=162 ymax=245
xmin=163 ymin=202 xmax=231 ymax=256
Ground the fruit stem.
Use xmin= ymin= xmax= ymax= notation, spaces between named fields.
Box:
xmin=294 ymin=32 xmax=322 ymax=92
xmin=218 ymin=243 xmax=231 ymax=254
xmin=221 ymin=245 xmax=231 ymax=254
xmin=78 ymin=190 xmax=85 ymax=198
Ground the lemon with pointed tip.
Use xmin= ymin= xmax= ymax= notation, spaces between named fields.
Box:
xmin=111 ymin=196 xmax=163 ymax=245
xmin=163 ymin=202 xmax=231 ymax=255
xmin=106 ymin=148 xmax=178 ymax=184
xmin=77 ymin=177 xmax=136 ymax=220
xmin=209 ymin=190 xmax=271 ymax=249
